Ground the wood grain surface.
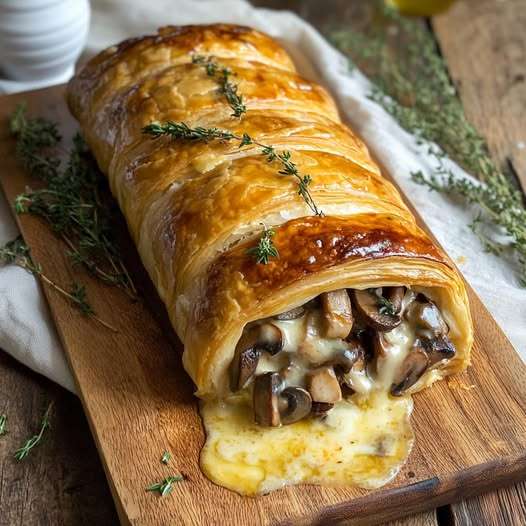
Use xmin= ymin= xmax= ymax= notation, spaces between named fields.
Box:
xmin=432 ymin=1 xmax=526 ymax=524
xmin=434 ymin=0 xmax=526 ymax=194
xmin=0 ymin=352 xmax=119 ymax=526
xmin=0 ymin=82 xmax=525 ymax=526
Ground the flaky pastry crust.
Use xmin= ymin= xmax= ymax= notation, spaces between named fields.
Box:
xmin=67 ymin=24 xmax=473 ymax=397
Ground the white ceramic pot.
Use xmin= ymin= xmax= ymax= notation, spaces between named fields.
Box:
xmin=0 ymin=0 xmax=90 ymax=82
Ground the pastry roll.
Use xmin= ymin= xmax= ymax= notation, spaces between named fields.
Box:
xmin=67 ymin=24 xmax=473 ymax=495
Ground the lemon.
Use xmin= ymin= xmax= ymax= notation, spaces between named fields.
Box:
xmin=386 ymin=0 xmax=457 ymax=16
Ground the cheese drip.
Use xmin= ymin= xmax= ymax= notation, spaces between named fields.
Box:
xmin=201 ymin=303 xmax=419 ymax=495
xmin=200 ymin=393 xmax=413 ymax=495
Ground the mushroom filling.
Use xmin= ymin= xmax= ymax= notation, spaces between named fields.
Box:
xmin=229 ymin=287 xmax=456 ymax=427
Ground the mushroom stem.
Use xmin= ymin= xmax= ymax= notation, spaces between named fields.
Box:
xmin=320 ymin=289 xmax=354 ymax=339
xmin=306 ymin=366 xmax=342 ymax=403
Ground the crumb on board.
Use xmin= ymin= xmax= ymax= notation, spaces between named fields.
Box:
xmin=447 ymin=375 xmax=476 ymax=391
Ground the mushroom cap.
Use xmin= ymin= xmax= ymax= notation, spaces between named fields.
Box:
xmin=406 ymin=298 xmax=448 ymax=336
xmin=257 ymin=323 xmax=284 ymax=355
xmin=230 ymin=323 xmax=283 ymax=391
xmin=311 ymin=401 xmax=335 ymax=417
xmin=352 ymin=289 xmax=402 ymax=332
xmin=274 ymin=306 xmax=306 ymax=321
xmin=330 ymin=344 xmax=361 ymax=374
xmin=422 ymin=336 xmax=456 ymax=365
xmin=390 ymin=345 xmax=430 ymax=396
xmin=279 ymin=387 xmax=312 ymax=425
xmin=230 ymin=345 xmax=260 ymax=392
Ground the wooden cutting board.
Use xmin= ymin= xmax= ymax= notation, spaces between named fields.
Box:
xmin=0 ymin=85 xmax=525 ymax=526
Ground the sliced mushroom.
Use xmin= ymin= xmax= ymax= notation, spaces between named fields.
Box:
xmin=257 ymin=323 xmax=284 ymax=355
xmin=306 ymin=366 xmax=342 ymax=403
xmin=373 ymin=332 xmax=389 ymax=357
xmin=352 ymin=289 xmax=401 ymax=332
xmin=320 ymin=289 xmax=354 ymax=339
xmin=384 ymin=286 xmax=405 ymax=314
xmin=340 ymin=346 xmax=371 ymax=396
xmin=351 ymin=350 xmax=367 ymax=373
xmin=275 ymin=306 xmax=305 ymax=321
xmin=253 ymin=372 xmax=283 ymax=427
xmin=340 ymin=382 xmax=355 ymax=398
xmin=230 ymin=345 xmax=260 ymax=392
xmin=279 ymin=387 xmax=312 ymax=425
xmin=328 ymin=342 xmax=362 ymax=374
xmin=390 ymin=345 xmax=430 ymax=396
xmin=311 ymin=401 xmax=334 ymax=417
xmin=230 ymin=326 xmax=260 ymax=391
xmin=229 ymin=323 xmax=283 ymax=391
xmin=421 ymin=336 xmax=456 ymax=365
xmin=405 ymin=298 xmax=448 ymax=336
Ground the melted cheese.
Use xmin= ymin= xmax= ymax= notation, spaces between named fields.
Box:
xmin=200 ymin=392 xmax=413 ymax=495
xmin=298 ymin=309 xmax=350 ymax=363
xmin=200 ymin=310 xmax=420 ymax=495
xmin=374 ymin=322 xmax=416 ymax=390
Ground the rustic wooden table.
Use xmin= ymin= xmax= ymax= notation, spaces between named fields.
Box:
xmin=0 ymin=0 xmax=525 ymax=524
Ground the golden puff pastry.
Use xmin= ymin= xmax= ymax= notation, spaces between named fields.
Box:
xmin=67 ymin=24 xmax=473 ymax=494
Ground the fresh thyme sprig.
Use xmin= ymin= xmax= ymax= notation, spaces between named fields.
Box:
xmin=192 ymin=55 xmax=247 ymax=118
xmin=330 ymin=2 xmax=526 ymax=285
xmin=377 ymin=295 xmax=396 ymax=316
xmin=0 ymin=415 xmax=6 ymax=437
xmin=0 ymin=237 xmax=116 ymax=331
xmin=246 ymin=225 xmax=279 ymax=265
xmin=9 ymin=105 xmax=136 ymax=297
xmin=142 ymin=122 xmax=323 ymax=217
xmin=9 ymin=104 xmax=61 ymax=180
xmin=14 ymin=402 xmax=53 ymax=460
xmin=142 ymin=122 xmax=236 ymax=142
xmin=146 ymin=475 xmax=184 ymax=497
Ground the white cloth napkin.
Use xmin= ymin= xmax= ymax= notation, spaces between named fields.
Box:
xmin=1 ymin=0 xmax=524 ymax=394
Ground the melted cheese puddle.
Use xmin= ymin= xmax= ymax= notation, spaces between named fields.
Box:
xmin=200 ymin=308 xmax=419 ymax=495
xmin=200 ymin=393 xmax=414 ymax=495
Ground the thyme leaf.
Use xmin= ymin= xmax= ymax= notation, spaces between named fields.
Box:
xmin=377 ymin=295 xmax=396 ymax=316
xmin=0 ymin=237 xmax=117 ymax=331
xmin=330 ymin=2 xmax=526 ymax=285
xmin=142 ymin=122 xmax=323 ymax=217
xmin=161 ymin=451 xmax=171 ymax=465
xmin=245 ymin=225 xmax=279 ymax=265
xmin=14 ymin=402 xmax=53 ymax=461
xmin=0 ymin=415 xmax=6 ymax=437
xmin=9 ymin=105 xmax=136 ymax=297
xmin=146 ymin=475 xmax=184 ymax=497
xmin=192 ymin=55 xmax=247 ymax=118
